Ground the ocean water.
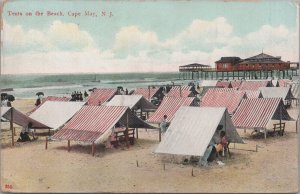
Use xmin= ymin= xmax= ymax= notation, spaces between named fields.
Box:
xmin=0 ymin=72 xmax=193 ymax=98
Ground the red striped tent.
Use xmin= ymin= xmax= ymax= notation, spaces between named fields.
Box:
xmin=216 ymin=81 xmax=232 ymax=88
xmin=241 ymin=90 xmax=263 ymax=98
xmin=27 ymin=96 xmax=71 ymax=115
xmin=105 ymin=95 xmax=157 ymax=110
xmin=278 ymin=79 xmax=292 ymax=87
xmin=147 ymin=97 xmax=197 ymax=124
xmin=200 ymin=90 xmax=246 ymax=115
xmin=207 ymin=88 xmax=237 ymax=92
xmin=132 ymin=87 xmax=161 ymax=100
xmin=87 ymin=88 xmax=118 ymax=105
xmin=238 ymin=80 xmax=271 ymax=90
xmin=232 ymin=98 xmax=293 ymax=138
xmin=167 ymin=86 xmax=194 ymax=97
xmin=230 ymin=80 xmax=243 ymax=88
xmin=53 ymin=106 xmax=156 ymax=143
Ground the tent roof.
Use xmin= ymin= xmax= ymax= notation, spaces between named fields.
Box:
xmin=29 ymin=101 xmax=85 ymax=130
xmin=105 ymin=95 xmax=156 ymax=110
xmin=200 ymin=90 xmax=246 ymax=115
xmin=232 ymin=98 xmax=293 ymax=129
xmin=52 ymin=105 xmax=156 ymax=142
xmin=238 ymin=80 xmax=271 ymax=90
xmin=155 ymin=107 xmax=244 ymax=156
xmin=87 ymin=88 xmax=117 ymax=105
xmin=147 ymin=97 xmax=196 ymax=123
xmin=242 ymin=90 xmax=263 ymax=98
xmin=27 ymin=96 xmax=71 ymax=115
xmin=216 ymin=81 xmax=232 ymax=88
xmin=208 ymin=88 xmax=237 ymax=92
xmin=167 ymin=86 xmax=193 ymax=97
xmin=1 ymin=107 xmax=50 ymax=129
xmin=132 ymin=88 xmax=160 ymax=100
xmin=259 ymin=87 xmax=294 ymax=100
xmin=230 ymin=80 xmax=243 ymax=88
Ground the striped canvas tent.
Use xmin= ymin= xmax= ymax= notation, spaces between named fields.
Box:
xmin=207 ymin=88 xmax=237 ymax=92
xmin=132 ymin=87 xmax=162 ymax=101
xmin=167 ymin=86 xmax=195 ymax=97
xmin=52 ymin=105 xmax=156 ymax=143
xmin=27 ymin=96 xmax=71 ymax=115
xmin=155 ymin=107 xmax=244 ymax=156
xmin=232 ymin=98 xmax=293 ymax=138
xmin=241 ymin=90 xmax=263 ymax=98
xmin=238 ymin=80 xmax=271 ymax=90
xmin=200 ymin=90 xmax=246 ymax=115
xmin=105 ymin=95 xmax=157 ymax=110
xmin=230 ymin=80 xmax=243 ymax=88
xmin=259 ymin=87 xmax=294 ymax=101
xmin=1 ymin=107 xmax=50 ymax=129
xmin=278 ymin=79 xmax=291 ymax=87
xmin=147 ymin=97 xmax=197 ymax=124
xmin=216 ymin=81 xmax=232 ymax=88
xmin=29 ymin=101 xmax=85 ymax=130
xmin=87 ymin=88 xmax=118 ymax=105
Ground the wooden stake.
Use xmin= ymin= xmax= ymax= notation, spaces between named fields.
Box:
xmin=159 ymin=128 xmax=161 ymax=142
xmin=10 ymin=108 xmax=14 ymax=147
xmin=191 ymin=168 xmax=194 ymax=177
xmin=68 ymin=140 xmax=70 ymax=152
xmin=45 ymin=137 xmax=48 ymax=150
xmin=126 ymin=112 xmax=129 ymax=148
xmin=256 ymin=145 xmax=258 ymax=152
xmin=92 ymin=142 xmax=95 ymax=156
xmin=136 ymin=160 xmax=139 ymax=167
xmin=136 ymin=128 xmax=139 ymax=139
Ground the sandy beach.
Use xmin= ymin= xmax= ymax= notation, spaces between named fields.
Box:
xmin=0 ymin=98 xmax=299 ymax=193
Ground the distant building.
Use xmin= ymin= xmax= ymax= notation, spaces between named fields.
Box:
xmin=215 ymin=53 xmax=290 ymax=71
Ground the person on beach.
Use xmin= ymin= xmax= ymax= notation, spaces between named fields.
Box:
xmin=199 ymin=125 xmax=228 ymax=167
xmin=84 ymin=91 xmax=88 ymax=98
xmin=160 ymin=115 xmax=169 ymax=133
xmin=18 ymin=122 xmax=33 ymax=142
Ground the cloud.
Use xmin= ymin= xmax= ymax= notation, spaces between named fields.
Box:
xmin=1 ymin=18 xmax=298 ymax=74
xmin=2 ymin=20 xmax=96 ymax=53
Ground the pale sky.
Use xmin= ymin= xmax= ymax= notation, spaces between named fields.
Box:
xmin=1 ymin=0 xmax=299 ymax=74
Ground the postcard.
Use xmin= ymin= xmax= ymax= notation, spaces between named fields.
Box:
xmin=0 ymin=0 xmax=299 ymax=193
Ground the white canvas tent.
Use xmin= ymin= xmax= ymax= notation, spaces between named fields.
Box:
xmin=29 ymin=101 xmax=85 ymax=130
xmin=155 ymin=106 xmax=244 ymax=156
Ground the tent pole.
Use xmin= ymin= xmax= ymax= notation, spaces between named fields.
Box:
xmin=45 ymin=137 xmax=48 ymax=150
xmin=148 ymin=86 xmax=150 ymax=101
xmin=10 ymin=108 xmax=14 ymax=147
xmin=68 ymin=140 xmax=70 ymax=152
xmin=92 ymin=142 xmax=95 ymax=156
xmin=158 ymin=124 xmax=161 ymax=142
xmin=264 ymin=128 xmax=267 ymax=139
xmin=136 ymin=128 xmax=139 ymax=139
xmin=126 ymin=111 xmax=129 ymax=148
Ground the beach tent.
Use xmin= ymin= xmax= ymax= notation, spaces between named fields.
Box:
xmin=106 ymin=95 xmax=156 ymax=110
xmin=290 ymin=82 xmax=300 ymax=103
xmin=147 ymin=97 xmax=197 ymax=124
xmin=105 ymin=95 xmax=156 ymax=119
xmin=132 ymin=87 xmax=163 ymax=101
xmin=241 ymin=90 xmax=263 ymax=99
xmin=232 ymin=98 xmax=293 ymax=139
xmin=207 ymin=88 xmax=237 ymax=92
xmin=1 ymin=106 xmax=50 ymax=146
xmin=200 ymin=90 xmax=247 ymax=115
xmin=155 ymin=107 xmax=244 ymax=156
xmin=271 ymin=79 xmax=279 ymax=87
xmin=87 ymin=88 xmax=118 ymax=105
xmin=29 ymin=101 xmax=85 ymax=130
xmin=259 ymin=87 xmax=294 ymax=105
xmin=278 ymin=79 xmax=291 ymax=87
xmin=52 ymin=105 xmax=156 ymax=155
xmin=167 ymin=85 xmax=196 ymax=97
xmin=27 ymin=96 xmax=72 ymax=115
xmin=216 ymin=81 xmax=232 ymax=88
xmin=1 ymin=107 xmax=50 ymax=129
xmin=238 ymin=80 xmax=272 ymax=90
xmin=230 ymin=80 xmax=243 ymax=88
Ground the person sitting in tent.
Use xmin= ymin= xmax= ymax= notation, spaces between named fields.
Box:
xmin=160 ymin=115 xmax=169 ymax=133
xmin=17 ymin=122 xmax=33 ymax=142
xmin=199 ymin=125 xmax=228 ymax=167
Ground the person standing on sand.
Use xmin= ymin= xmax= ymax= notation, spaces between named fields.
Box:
xmin=160 ymin=115 xmax=169 ymax=133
